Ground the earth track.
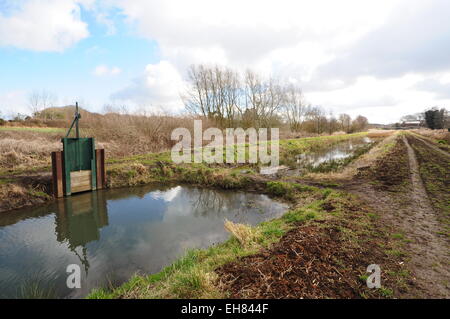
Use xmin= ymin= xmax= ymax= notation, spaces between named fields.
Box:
xmin=401 ymin=135 xmax=450 ymax=298
xmin=412 ymin=134 xmax=450 ymax=158
xmin=343 ymin=134 xmax=449 ymax=298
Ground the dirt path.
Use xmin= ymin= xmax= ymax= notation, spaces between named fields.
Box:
xmin=344 ymin=135 xmax=450 ymax=298
xmin=413 ymin=134 xmax=450 ymax=158
xmin=401 ymin=136 xmax=450 ymax=297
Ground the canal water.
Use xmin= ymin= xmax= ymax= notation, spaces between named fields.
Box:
xmin=295 ymin=136 xmax=375 ymax=168
xmin=259 ymin=137 xmax=377 ymax=176
xmin=0 ymin=185 xmax=287 ymax=298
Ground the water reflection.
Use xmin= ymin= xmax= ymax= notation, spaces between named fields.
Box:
xmin=54 ymin=191 xmax=109 ymax=276
xmin=295 ymin=137 xmax=375 ymax=168
xmin=0 ymin=184 xmax=287 ymax=298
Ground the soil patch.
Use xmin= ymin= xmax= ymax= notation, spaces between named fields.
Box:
xmin=357 ymin=137 xmax=410 ymax=192
xmin=217 ymin=201 xmax=411 ymax=299
xmin=345 ymin=134 xmax=450 ymax=298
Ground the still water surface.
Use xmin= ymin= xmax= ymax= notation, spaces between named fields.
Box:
xmin=296 ymin=137 xmax=375 ymax=168
xmin=0 ymin=184 xmax=287 ymax=298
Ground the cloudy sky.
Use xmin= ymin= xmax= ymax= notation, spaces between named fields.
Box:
xmin=0 ymin=0 xmax=449 ymax=123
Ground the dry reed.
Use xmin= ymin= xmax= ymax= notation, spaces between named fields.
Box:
xmin=224 ymin=219 xmax=260 ymax=248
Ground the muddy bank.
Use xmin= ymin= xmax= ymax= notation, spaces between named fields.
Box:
xmin=217 ymin=193 xmax=412 ymax=298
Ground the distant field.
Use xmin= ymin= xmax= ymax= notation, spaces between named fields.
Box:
xmin=0 ymin=126 xmax=65 ymax=133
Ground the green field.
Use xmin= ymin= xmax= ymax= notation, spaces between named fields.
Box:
xmin=0 ymin=126 xmax=65 ymax=133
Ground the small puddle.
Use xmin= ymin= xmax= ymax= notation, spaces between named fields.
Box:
xmin=0 ymin=185 xmax=287 ymax=299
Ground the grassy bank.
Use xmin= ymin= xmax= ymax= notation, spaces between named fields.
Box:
xmin=88 ymin=181 xmax=409 ymax=299
xmin=0 ymin=130 xmax=416 ymax=298
xmin=0 ymin=132 xmax=375 ymax=213
xmin=105 ymin=132 xmax=371 ymax=187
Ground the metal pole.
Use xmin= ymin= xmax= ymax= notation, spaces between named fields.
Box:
xmin=75 ymin=102 xmax=79 ymax=139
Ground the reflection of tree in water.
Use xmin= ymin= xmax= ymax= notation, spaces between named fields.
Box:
xmin=54 ymin=191 xmax=109 ymax=276
xmin=71 ymin=246 xmax=90 ymax=276
xmin=184 ymin=188 xmax=251 ymax=218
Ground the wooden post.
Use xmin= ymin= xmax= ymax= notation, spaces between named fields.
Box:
xmin=95 ymin=149 xmax=106 ymax=189
xmin=52 ymin=151 xmax=64 ymax=198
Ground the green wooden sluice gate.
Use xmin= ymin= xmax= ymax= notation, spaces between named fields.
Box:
xmin=51 ymin=103 xmax=106 ymax=197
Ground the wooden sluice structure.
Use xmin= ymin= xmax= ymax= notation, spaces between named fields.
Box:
xmin=51 ymin=103 xmax=106 ymax=198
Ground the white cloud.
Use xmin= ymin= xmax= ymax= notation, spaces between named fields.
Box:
xmin=0 ymin=0 xmax=89 ymax=52
xmin=108 ymin=0 xmax=450 ymax=122
xmin=317 ymin=0 xmax=450 ymax=83
xmin=0 ymin=90 xmax=28 ymax=117
xmin=308 ymin=74 xmax=450 ymax=124
xmin=114 ymin=0 xmax=399 ymax=71
xmin=111 ymin=60 xmax=185 ymax=112
xmin=414 ymin=72 xmax=450 ymax=100
xmin=93 ymin=65 xmax=122 ymax=76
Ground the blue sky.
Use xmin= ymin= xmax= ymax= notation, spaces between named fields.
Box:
xmin=0 ymin=0 xmax=449 ymax=123
xmin=0 ymin=3 xmax=160 ymax=114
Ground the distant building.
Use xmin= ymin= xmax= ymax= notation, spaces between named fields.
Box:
xmin=400 ymin=120 xmax=422 ymax=128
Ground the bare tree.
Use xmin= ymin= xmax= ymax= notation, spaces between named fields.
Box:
xmin=327 ymin=111 xmax=339 ymax=134
xmin=183 ymin=64 xmax=242 ymax=127
xmin=182 ymin=64 xmax=351 ymax=134
xmin=28 ymin=90 xmax=57 ymax=117
xmin=307 ymin=106 xmax=327 ymax=134
xmin=352 ymin=115 xmax=369 ymax=132
xmin=282 ymin=83 xmax=308 ymax=132
xmin=338 ymin=113 xmax=352 ymax=133
xmin=243 ymin=70 xmax=284 ymax=128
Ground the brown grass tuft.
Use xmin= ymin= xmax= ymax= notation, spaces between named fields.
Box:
xmin=224 ymin=219 xmax=260 ymax=248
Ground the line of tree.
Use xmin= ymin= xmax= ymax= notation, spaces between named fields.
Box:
xmin=424 ymin=107 xmax=448 ymax=130
xmin=400 ymin=107 xmax=448 ymax=130
xmin=183 ymin=64 xmax=368 ymax=133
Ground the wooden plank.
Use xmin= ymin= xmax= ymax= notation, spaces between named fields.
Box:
xmin=71 ymin=175 xmax=91 ymax=183
xmin=71 ymin=184 xmax=92 ymax=194
xmin=91 ymin=138 xmax=97 ymax=190
xmin=70 ymin=170 xmax=92 ymax=194
xmin=96 ymin=149 xmax=106 ymax=189
xmin=71 ymin=174 xmax=91 ymax=181
xmin=51 ymin=151 xmax=64 ymax=198
xmin=62 ymin=139 xmax=71 ymax=195
xmin=71 ymin=170 xmax=91 ymax=180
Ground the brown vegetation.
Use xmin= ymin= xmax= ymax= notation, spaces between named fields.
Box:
xmin=357 ymin=134 xmax=410 ymax=192
xmin=413 ymin=128 xmax=450 ymax=144
xmin=217 ymin=194 xmax=411 ymax=299
xmin=184 ymin=64 xmax=369 ymax=134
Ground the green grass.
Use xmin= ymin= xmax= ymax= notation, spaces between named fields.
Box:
xmin=392 ymin=233 xmax=405 ymax=240
xmin=17 ymin=278 xmax=57 ymax=299
xmin=0 ymin=126 xmax=65 ymax=133
xmin=379 ymin=287 xmax=394 ymax=298
xmin=88 ymin=182 xmax=405 ymax=299
xmin=385 ymin=249 xmax=407 ymax=257
xmin=107 ymin=132 xmax=371 ymax=188
xmin=88 ymin=183 xmax=333 ymax=299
